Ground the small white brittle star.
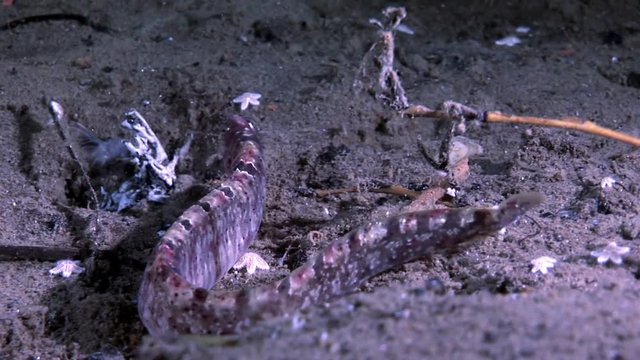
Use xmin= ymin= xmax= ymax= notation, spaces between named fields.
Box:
xmin=600 ymin=176 xmax=616 ymax=189
xmin=530 ymin=256 xmax=557 ymax=275
xmin=49 ymin=259 xmax=85 ymax=278
xmin=232 ymin=92 xmax=261 ymax=111
xmin=233 ymin=252 xmax=270 ymax=274
xmin=590 ymin=241 xmax=630 ymax=265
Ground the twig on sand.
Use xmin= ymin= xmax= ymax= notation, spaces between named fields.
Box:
xmin=47 ymin=99 xmax=100 ymax=207
xmin=403 ymin=104 xmax=640 ymax=147
xmin=315 ymin=184 xmax=421 ymax=199
xmin=484 ymin=112 xmax=640 ymax=147
xmin=359 ymin=6 xmax=640 ymax=148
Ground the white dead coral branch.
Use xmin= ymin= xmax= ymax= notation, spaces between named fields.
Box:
xmin=121 ymin=109 xmax=192 ymax=188
xmin=356 ymin=6 xmax=410 ymax=110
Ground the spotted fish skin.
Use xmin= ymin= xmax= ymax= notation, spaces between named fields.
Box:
xmin=219 ymin=192 xmax=543 ymax=332
xmin=138 ymin=115 xmax=543 ymax=336
xmin=138 ymin=115 xmax=266 ymax=336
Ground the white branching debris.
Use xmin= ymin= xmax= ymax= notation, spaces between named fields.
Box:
xmin=100 ymin=109 xmax=192 ymax=211
xmin=122 ymin=110 xmax=192 ymax=188
xmin=530 ymin=256 xmax=557 ymax=275
xmin=356 ymin=6 xmax=410 ymax=110
xmin=590 ymin=242 xmax=630 ymax=265
xmin=49 ymin=260 xmax=85 ymax=278
xmin=233 ymin=252 xmax=270 ymax=274
xmin=71 ymin=107 xmax=192 ymax=212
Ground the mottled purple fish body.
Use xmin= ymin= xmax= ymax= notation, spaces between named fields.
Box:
xmin=138 ymin=115 xmax=543 ymax=337
xmin=138 ymin=115 xmax=266 ymax=336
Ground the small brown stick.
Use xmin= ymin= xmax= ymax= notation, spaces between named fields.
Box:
xmin=372 ymin=185 xmax=421 ymax=198
xmin=0 ymin=244 xmax=117 ymax=263
xmin=314 ymin=187 xmax=358 ymax=197
xmin=47 ymin=100 xmax=104 ymax=267
xmin=403 ymin=104 xmax=640 ymax=147
xmin=0 ymin=13 xmax=113 ymax=33
xmin=403 ymin=103 xmax=483 ymax=123
xmin=484 ymin=112 xmax=640 ymax=147
xmin=402 ymin=186 xmax=447 ymax=213
xmin=0 ymin=245 xmax=80 ymax=261
xmin=47 ymin=99 xmax=100 ymax=206
xmin=315 ymin=184 xmax=421 ymax=199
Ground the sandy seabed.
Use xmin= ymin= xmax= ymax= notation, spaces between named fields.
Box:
xmin=1 ymin=1 xmax=639 ymax=358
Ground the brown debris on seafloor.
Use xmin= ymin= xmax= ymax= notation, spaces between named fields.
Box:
xmin=349 ymin=5 xmax=640 ymax=214
xmin=312 ymin=132 xmax=483 ymax=213
xmin=357 ymin=6 xmax=640 ymax=148
xmin=0 ymin=102 xmax=191 ymax=265
xmin=404 ymin=105 xmax=640 ymax=148
xmin=314 ymin=183 xmax=421 ymax=199
xmin=446 ymin=136 xmax=483 ymax=185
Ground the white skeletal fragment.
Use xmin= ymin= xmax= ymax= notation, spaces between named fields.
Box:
xmin=121 ymin=110 xmax=192 ymax=187
xmin=495 ymin=35 xmax=521 ymax=47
